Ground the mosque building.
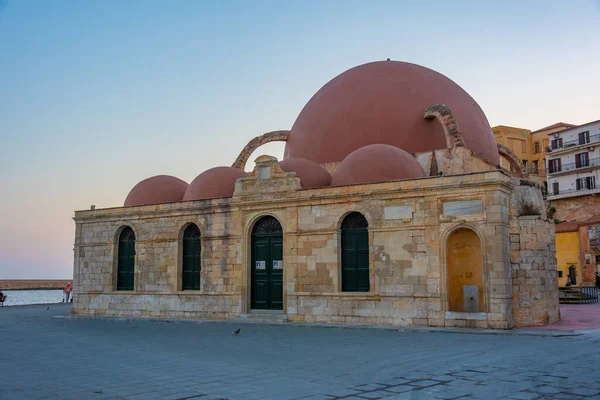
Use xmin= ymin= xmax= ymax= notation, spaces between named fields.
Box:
xmin=72 ymin=60 xmax=559 ymax=328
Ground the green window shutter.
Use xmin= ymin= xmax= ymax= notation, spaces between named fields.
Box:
xmin=182 ymin=224 xmax=201 ymax=290
xmin=117 ymin=227 xmax=135 ymax=291
xmin=341 ymin=213 xmax=369 ymax=292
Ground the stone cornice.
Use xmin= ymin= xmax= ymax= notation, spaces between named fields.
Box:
xmin=74 ymin=171 xmax=515 ymax=224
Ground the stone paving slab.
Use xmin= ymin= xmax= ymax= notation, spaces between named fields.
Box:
xmin=2 ymin=304 xmax=600 ymax=400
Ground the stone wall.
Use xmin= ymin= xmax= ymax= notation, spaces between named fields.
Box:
xmin=73 ymin=163 xmax=558 ymax=329
xmin=510 ymin=216 xmax=560 ymax=326
xmin=73 ymin=200 xmax=243 ymax=319
xmin=551 ymin=196 xmax=600 ymax=222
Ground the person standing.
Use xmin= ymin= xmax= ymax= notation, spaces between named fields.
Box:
xmin=595 ymin=272 xmax=600 ymax=289
xmin=63 ymin=282 xmax=72 ymax=303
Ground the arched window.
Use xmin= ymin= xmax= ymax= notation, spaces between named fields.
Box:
xmin=341 ymin=212 xmax=369 ymax=292
xmin=182 ymin=224 xmax=201 ymax=290
xmin=117 ymin=227 xmax=135 ymax=291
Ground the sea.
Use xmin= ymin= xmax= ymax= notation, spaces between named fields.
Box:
xmin=1 ymin=290 xmax=65 ymax=306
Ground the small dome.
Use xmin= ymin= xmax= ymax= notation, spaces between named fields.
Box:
xmin=124 ymin=175 xmax=188 ymax=207
xmin=183 ymin=167 xmax=248 ymax=201
xmin=331 ymin=144 xmax=426 ymax=186
xmin=278 ymin=158 xmax=332 ymax=189
xmin=284 ymin=61 xmax=499 ymax=165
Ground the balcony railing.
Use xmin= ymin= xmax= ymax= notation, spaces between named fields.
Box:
xmin=524 ymin=166 xmax=546 ymax=176
xmin=546 ymin=134 xmax=600 ymax=153
xmin=548 ymin=157 xmax=600 ymax=174
xmin=550 ymin=185 xmax=598 ymax=197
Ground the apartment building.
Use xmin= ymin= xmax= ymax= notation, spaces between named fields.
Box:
xmin=492 ymin=123 xmax=575 ymax=188
xmin=546 ymin=120 xmax=600 ymax=201
xmin=529 ymin=122 xmax=575 ymax=183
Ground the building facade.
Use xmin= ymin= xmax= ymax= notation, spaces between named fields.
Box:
xmin=546 ymin=120 xmax=600 ymax=221
xmin=530 ymin=122 xmax=575 ymax=184
xmin=555 ymin=216 xmax=600 ymax=286
xmin=492 ymin=123 xmax=576 ymax=191
xmin=554 ymin=222 xmax=581 ymax=286
xmin=72 ymin=61 xmax=559 ymax=329
xmin=579 ymin=216 xmax=600 ymax=284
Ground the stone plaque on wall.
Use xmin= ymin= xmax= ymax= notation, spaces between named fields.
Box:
xmin=384 ymin=206 xmax=413 ymax=220
xmin=443 ymin=199 xmax=483 ymax=216
xmin=259 ymin=167 xmax=271 ymax=180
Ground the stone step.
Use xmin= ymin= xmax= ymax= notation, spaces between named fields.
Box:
xmin=237 ymin=312 xmax=288 ymax=324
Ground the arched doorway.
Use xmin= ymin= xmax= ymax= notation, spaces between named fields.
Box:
xmin=182 ymin=224 xmax=201 ymax=290
xmin=447 ymin=228 xmax=484 ymax=312
xmin=251 ymin=216 xmax=283 ymax=310
xmin=341 ymin=212 xmax=370 ymax=292
xmin=117 ymin=227 xmax=136 ymax=291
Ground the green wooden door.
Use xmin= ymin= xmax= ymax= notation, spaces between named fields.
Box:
xmin=251 ymin=217 xmax=283 ymax=310
xmin=182 ymin=224 xmax=201 ymax=290
xmin=341 ymin=213 xmax=369 ymax=292
xmin=117 ymin=227 xmax=135 ymax=291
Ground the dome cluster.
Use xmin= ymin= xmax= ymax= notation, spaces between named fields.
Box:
xmin=284 ymin=60 xmax=499 ymax=165
xmin=124 ymin=60 xmax=498 ymax=206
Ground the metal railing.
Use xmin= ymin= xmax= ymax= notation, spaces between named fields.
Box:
xmin=559 ymin=286 xmax=599 ymax=304
xmin=550 ymin=186 xmax=598 ymax=197
xmin=548 ymin=157 xmax=600 ymax=174
xmin=547 ymin=134 xmax=600 ymax=153
xmin=524 ymin=166 xmax=547 ymax=176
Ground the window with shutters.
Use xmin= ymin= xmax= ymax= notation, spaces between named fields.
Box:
xmin=575 ymin=152 xmax=589 ymax=168
xmin=117 ymin=227 xmax=135 ymax=291
xmin=182 ymin=224 xmax=201 ymax=290
xmin=551 ymin=138 xmax=563 ymax=150
xmin=578 ymin=131 xmax=590 ymax=145
xmin=576 ymin=176 xmax=596 ymax=191
xmin=534 ymin=141 xmax=541 ymax=154
xmin=341 ymin=212 xmax=370 ymax=292
xmin=548 ymin=159 xmax=561 ymax=173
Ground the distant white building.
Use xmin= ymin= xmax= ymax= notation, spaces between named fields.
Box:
xmin=546 ymin=120 xmax=600 ymax=200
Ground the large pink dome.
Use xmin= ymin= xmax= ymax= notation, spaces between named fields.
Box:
xmin=278 ymin=158 xmax=331 ymax=189
xmin=331 ymin=144 xmax=426 ymax=186
xmin=124 ymin=175 xmax=188 ymax=207
xmin=183 ymin=167 xmax=248 ymax=201
xmin=284 ymin=61 xmax=499 ymax=165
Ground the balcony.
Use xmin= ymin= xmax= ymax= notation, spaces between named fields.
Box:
xmin=547 ymin=157 xmax=600 ymax=176
xmin=524 ymin=166 xmax=546 ymax=176
xmin=548 ymin=185 xmax=600 ymax=200
xmin=546 ymin=134 xmax=600 ymax=154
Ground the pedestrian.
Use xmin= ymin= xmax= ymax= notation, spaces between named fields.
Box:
xmin=595 ymin=272 xmax=600 ymax=289
xmin=63 ymin=282 xmax=72 ymax=303
xmin=566 ymin=276 xmax=572 ymax=287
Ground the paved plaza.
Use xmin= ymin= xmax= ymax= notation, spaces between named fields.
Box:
xmin=1 ymin=305 xmax=600 ymax=400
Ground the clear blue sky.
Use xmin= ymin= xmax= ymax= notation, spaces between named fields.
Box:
xmin=1 ymin=0 xmax=599 ymax=279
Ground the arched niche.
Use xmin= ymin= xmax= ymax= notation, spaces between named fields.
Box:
xmin=447 ymin=228 xmax=484 ymax=312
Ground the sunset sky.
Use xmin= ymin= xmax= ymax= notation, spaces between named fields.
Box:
xmin=1 ymin=0 xmax=599 ymax=279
